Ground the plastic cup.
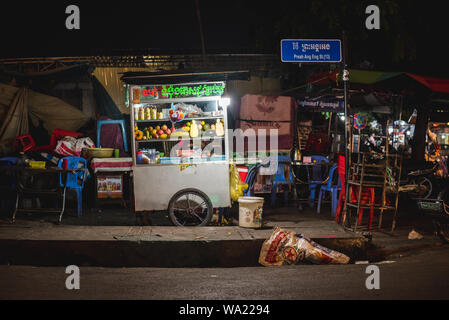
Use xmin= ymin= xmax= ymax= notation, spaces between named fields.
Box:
xmin=62 ymin=158 xmax=68 ymax=170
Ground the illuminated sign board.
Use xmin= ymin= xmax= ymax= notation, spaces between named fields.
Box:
xmin=136 ymin=82 xmax=226 ymax=101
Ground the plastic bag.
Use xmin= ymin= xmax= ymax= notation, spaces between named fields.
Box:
xmin=258 ymin=227 xmax=350 ymax=266
xmin=173 ymin=103 xmax=203 ymax=118
xmin=75 ymin=137 xmax=95 ymax=155
xmin=54 ymin=136 xmax=78 ymax=156
xmin=55 ymin=136 xmax=94 ymax=156
xmin=230 ymin=164 xmax=248 ymax=202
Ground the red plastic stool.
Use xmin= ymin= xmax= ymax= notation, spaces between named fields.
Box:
xmin=14 ymin=134 xmax=36 ymax=152
xmin=350 ymin=186 xmax=375 ymax=230
xmin=334 ymin=154 xmax=375 ymax=230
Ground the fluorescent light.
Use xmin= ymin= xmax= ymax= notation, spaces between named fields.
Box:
xmin=219 ymin=97 xmax=231 ymax=107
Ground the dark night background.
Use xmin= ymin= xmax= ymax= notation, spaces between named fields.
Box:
xmin=0 ymin=0 xmax=448 ymax=76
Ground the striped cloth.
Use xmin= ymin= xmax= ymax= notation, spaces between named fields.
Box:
xmin=90 ymin=157 xmax=133 ymax=173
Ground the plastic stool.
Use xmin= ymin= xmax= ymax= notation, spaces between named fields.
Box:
xmin=14 ymin=134 xmax=36 ymax=152
xmin=96 ymin=120 xmax=128 ymax=152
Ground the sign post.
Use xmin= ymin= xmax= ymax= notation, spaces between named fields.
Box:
xmin=342 ymin=63 xmax=350 ymax=227
xmin=281 ymin=39 xmax=342 ymax=63
xmin=281 ymin=38 xmax=348 ymax=220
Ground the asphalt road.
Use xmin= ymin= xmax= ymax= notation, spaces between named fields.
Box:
xmin=1 ymin=247 xmax=449 ymax=300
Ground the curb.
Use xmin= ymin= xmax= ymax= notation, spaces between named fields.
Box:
xmin=365 ymin=239 xmax=446 ymax=262
xmin=0 ymin=236 xmax=368 ymax=268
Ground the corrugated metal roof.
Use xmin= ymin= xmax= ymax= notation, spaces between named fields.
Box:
xmin=120 ymin=69 xmax=250 ymax=85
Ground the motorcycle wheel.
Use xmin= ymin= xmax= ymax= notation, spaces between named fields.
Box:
xmin=410 ymin=176 xmax=433 ymax=199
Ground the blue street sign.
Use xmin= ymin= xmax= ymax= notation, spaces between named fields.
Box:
xmin=281 ymin=39 xmax=342 ymax=63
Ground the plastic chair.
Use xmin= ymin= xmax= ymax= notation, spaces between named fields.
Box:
xmin=97 ymin=120 xmax=128 ymax=152
xmin=308 ymin=155 xmax=329 ymax=208
xmin=14 ymin=134 xmax=36 ymax=152
xmin=271 ymin=155 xmax=294 ymax=207
xmin=57 ymin=156 xmax=87 ymax=217
xmin=317 ymin=164 xmax=341 ymax=217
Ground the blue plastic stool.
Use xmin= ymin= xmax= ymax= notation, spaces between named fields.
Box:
xmin=271 ymin=155 xmax=294 ymax=207
xmin=57 ymin=156 xmax=87 ymax=217
xmin=317 ymin=164 xmax=341 ymax=217
xmin=96 ymin=120 xmax=128 ymax=153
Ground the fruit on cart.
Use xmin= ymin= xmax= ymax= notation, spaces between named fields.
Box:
xmin=215 ymin=119 xmax=224 ymax=136
xmin=157 ymin=129 xmax=164 ymax=135
xmin=198 ymin=124 xmax=203 ymax=130
xmin=190 ymin=120 xmax=199 ymax=138
xmin=161 ymin=124 xmax=168 ymax=131
xmin=156 ymin=125 xmax=161 ymax=131
xmin=166 ymin=128 xmax=172 ymax=135
xmin=201 ymin=121 xmax=205 ymax=126
xmin=135 ymin=130 xmax=143 ymax=140
xmin=160 ymin=133 xmax=168 ymax=139
xmin=154 ymin=133 xmax=159 ymax=139
xmin=182 ymin=126 xmax=190 ymax=132
xmin=203 ymin=124 xmax=210 ymax=131
xmin=186 ymin=122 xmax=191 ymax=127
xmin=148 ymin=126 xmax=154 ymax=132
xmin=211 ymin=124 xmax=216 ymax=130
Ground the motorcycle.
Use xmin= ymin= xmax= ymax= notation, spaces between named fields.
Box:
xmin=398 ymin=161 xmax=439 ymax=200
xmin=404 ymin=156 xmax=449 ymax=242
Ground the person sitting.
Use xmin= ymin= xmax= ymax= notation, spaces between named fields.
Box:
xmin=305 ymin=128 xmax=330 ymax=155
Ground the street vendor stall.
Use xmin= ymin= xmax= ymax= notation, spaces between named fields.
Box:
xmin=122 ymin=74 xmax=234 ymax=226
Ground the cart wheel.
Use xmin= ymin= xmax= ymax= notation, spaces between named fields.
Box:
xmin=168 ymin=189 xmax=213 ymax=226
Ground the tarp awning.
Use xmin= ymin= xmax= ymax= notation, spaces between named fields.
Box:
xmin=0 ymin=83 xmax=90 ymax=154
xmin=348 ymin=70 xmax=402 ymax=84
xmin=404 ymin=73 xmax=449 ymax=94
xmin=307 ymin=69 xmax=449 ymax=94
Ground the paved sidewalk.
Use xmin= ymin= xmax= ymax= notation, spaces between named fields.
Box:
xmin=0 ymin=218 xmax=357 ymax=242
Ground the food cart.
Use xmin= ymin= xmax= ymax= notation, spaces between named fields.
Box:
xmin=122 ymin=77 xmax=232 ymax=226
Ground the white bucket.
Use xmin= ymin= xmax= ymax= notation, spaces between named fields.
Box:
xmin=238 ymin=196 xmax=264 ymax=228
